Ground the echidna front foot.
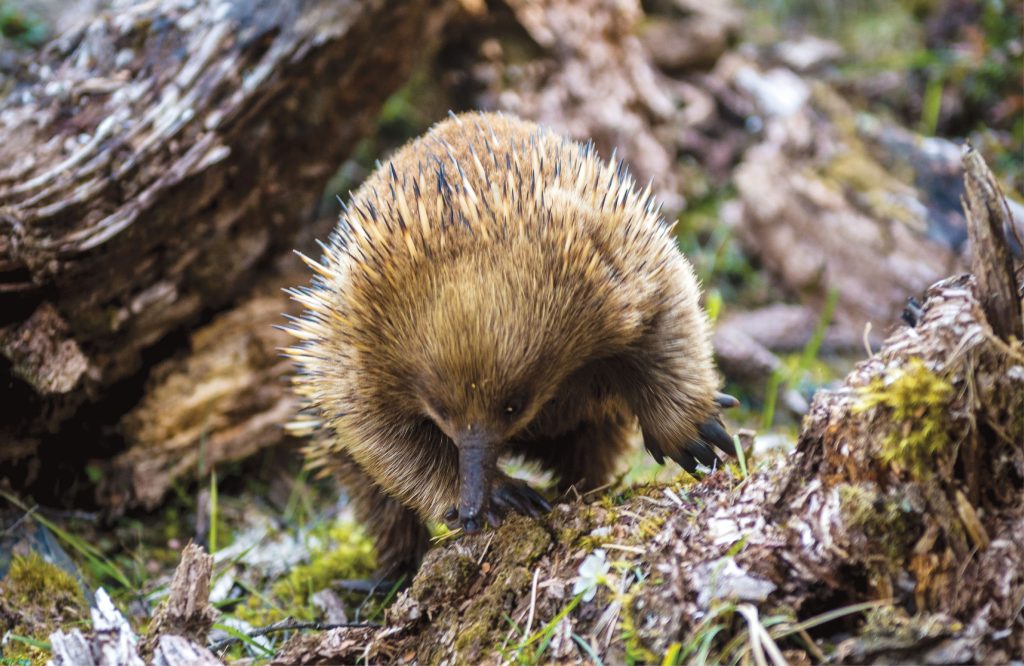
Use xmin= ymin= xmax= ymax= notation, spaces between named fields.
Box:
xmin=644 ymin=392 xmax=740 ymax=475
xmin=444 ymin=475 xmax=551 ymax=533
xmin=491 ymin=476 xmax=551 ymax=519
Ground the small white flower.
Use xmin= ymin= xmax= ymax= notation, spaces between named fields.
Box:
xmin=572 ymin=549 xmax=611 ymax=602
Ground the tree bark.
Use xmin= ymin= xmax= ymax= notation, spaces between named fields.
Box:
xmin=0 ymin=0 xmax=450 ymax=473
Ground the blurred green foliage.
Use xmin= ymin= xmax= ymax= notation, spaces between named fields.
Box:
xmin=675 ymin=188 xmax=770 ymax=309
xmin=0 ymin=2 xmax=47 ymax=47
xmin=744 ymin=0 xmax=1023 ymax=186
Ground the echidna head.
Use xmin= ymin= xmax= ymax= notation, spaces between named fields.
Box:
xmin=398 ymin=239 xmax=634 ymax=521
xmin=411 ymin=251 xmax=568 ymax=448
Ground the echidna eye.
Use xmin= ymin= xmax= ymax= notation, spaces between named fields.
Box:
xmin=504 ymin=402 xmax=521 ymax=416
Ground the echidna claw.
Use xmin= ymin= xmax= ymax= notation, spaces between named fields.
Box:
xmin=715 ymin=392 xmax=740 ymax=409
xmin=491 ymin=477 xmax=551 ymax=519
xmin=699 ymin=417 xmax=738 ymax=457
xmin=444 ymin=478 xmax=551 ymax=533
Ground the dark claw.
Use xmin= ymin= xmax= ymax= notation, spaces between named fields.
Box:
xmin=485 ymin=507 xmax=504 ymax=528
xmin=685 ymin=439 xmax=720 ymax=468
xmin=446 ymin=480 xmax=550 ymax=535
xmin=672 ymin=450 xmax=699 ymax=474
xmin=902 ymin=297 xmax=923 ymax=328
xmin=485 ymin=506 xmax=505 ymax=524
xmin=643 ymin=434 xmax=666 ymax=464
xmin=699 ymin=418 xmax=738 ymax=457
xmin=490 ymin=489 xmax=521 ymax=515
xmin=493 ymin=479 xmax=551 ymax=518
xmin=715 ymin=392 xmax=740 ymax=409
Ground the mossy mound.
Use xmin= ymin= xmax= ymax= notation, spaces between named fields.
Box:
xmin=0 ymin=553 xmax=87 ymax=665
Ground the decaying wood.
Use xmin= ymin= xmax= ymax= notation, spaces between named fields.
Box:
xmin=152 ymin=636 xmax=221 ymax=666
xmin=717 ymin=304 xmax=863 ymax=354
xmin=729 ymin=75 xmax=969 ymax=332
xmin=100 ymin=269 xmax=305 ymax=510
xmin=639 ymin=0 xmax=742 ymax=73
xmin=443 ymin=0 xmax=743 ymax=213
xmin=712 ymin=303 xmax=866 ymax=392
xmin=141 ymin=543 xmax=217 ymax=658
xmin=47 ymin=545 xmax=216 ymax=665
xmin=445 ymin=0 xmax=992 ymax=341
xmin=0 ymin=0 xmax=449 ymax=465
xmin=48 ymin=588 xmax=144 ymax=666
xmin=269 ymin=626 xmax=379 ymax=665
xmin=961 ymin=144 xmax=1023 ymax=341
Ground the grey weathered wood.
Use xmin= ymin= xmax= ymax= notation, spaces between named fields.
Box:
xmin=152 ymin=635 xmax=222 ymax=666
xmin=961 ymin=144 xmax=1023 ymax=341
xmin=48 ymin=589 xmax=146 ymax=666
xmin=0 ymin=0 xmax=448 ymax=463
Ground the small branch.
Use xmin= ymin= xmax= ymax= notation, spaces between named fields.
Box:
xmin=2 ymin=504 xmax=38 ymax=536
xmin=208 ymin=620 xmax=380 ymax=653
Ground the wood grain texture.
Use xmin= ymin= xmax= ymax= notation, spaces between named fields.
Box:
xmin=0 ymin=0 xmax=449 ymax=464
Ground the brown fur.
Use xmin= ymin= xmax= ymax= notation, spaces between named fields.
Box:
xmin=285 ymin=112 xmax=729 ymax=572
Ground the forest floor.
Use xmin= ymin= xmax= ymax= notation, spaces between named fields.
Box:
xmin=1 ymin=0 xmax=1021 ymax=664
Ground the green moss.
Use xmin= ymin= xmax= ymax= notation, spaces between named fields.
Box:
xmin=275 ymin=530 xmax=374 ymax=610
xmin=410 ymin=549 xmax=479 ymax=607
xmin=619 ymin=590 xmax=658 ymax=664
xmin=838 ymin=484 xmax=919 ymax=566
xmin=454 ymin=566 xmax=533 ymax=660
xmin=854 ymin=358 xmax=954 ymax=479
xmin=491 ymin=517 xmax=551 ymax=569
xmin=236 ymin=520 xmax=375 ymax=626
xmin=858 ymin=604 xmax=962 ymax=650
xmin=0 ymin=554 xmax=87 ymax=665
xmin=415 ymin=515 xmax=559 ymax=661
xmin=636 ymin=515 xmax=666 ymax=540
xmin=0 ymin=3 xmax=48 ymax=47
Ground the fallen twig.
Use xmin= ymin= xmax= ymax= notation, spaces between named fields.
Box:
xmin=208 ymin=620 xmax=380 ymax=653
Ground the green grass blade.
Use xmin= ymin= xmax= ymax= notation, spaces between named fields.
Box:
xmin=572 ymin=634 xmax=605 ymax=665
xmin=797 ymin=288 xmax=839 ymax=376
xmin=6 ymin=634 xmax=52 ymax=651
xmin=0 ymin=489 xmax=132 ymax=590
xmin=209 ymin=469 xmax=219 ymax=558
xmin=212 ymin=621 xmax=276 ymax=657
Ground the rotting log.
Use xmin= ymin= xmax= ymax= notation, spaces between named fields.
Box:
xmin=0 ymin=0 xmax=451 ymax=477
xmin=440 ymin=0 xmax=1011 ymax=343
xmin=439 ymin=0 xmax=745 ymax=214
xmin=961 ymin=145 xmax=1023 ymax=341
xmin=271 ymin=275 xmax=1023 ymax=664
xmin=270 ymin=133 xmax=1023 ymax=666
xmin=48 ymin=545 xmax=221 ymax=666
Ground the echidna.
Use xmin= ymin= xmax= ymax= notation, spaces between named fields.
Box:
xmin=284 ymin=112 xmax=736 ymax=574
